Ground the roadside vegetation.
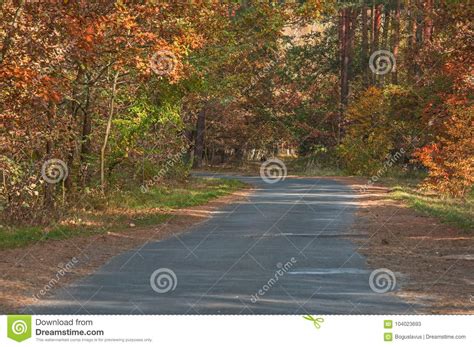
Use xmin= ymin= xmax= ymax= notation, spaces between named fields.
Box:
xmin=0 ymin=178 xmax=244 ymax=250
xmin=390 ymin=186 xmax=474 ymax=231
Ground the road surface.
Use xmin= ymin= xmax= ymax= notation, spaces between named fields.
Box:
xmin=26 ymin=174 xmax=418 ymax=314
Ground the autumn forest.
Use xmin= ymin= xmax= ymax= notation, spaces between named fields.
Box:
xmin=1 ymin=0 xmax=472 ymax=226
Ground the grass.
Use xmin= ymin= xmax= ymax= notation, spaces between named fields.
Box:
xmin=0 ymin=177 xmax=246 ymax=250
xmin=363 ymin=173 xmax=472 ymax=230
xmin=113 ymin=177 xmax=245 ymax=209
xmin=390 ymin=186 xmax=473 ymax=230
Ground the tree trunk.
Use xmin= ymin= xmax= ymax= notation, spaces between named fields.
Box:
xmin=184 ymin=126 xmax=194 ymax=165
xmin=381 ymin=5 xmax=391 ymax=85
xmin=338 ymin=7 xmax=347 ymax=144
xmin=391 ymin=0 xmax=401 ymax=84
xmin=347 ymin=9 xmax=358 ymax=73
xmin=423 ymin=0 xmax=434 ymax=42
xmin=80 ymin=83 xmax=92 ymax=164
xmin=340 ymin=8 xmax=348 ymax=108
xmin=369 ymin=4 xmax=373 ymax=57
xmin=414 ymin=0 xmax=423 ymax=79
xmin=193 ymin=105 xmax=206 ymax=168
xmin=43 ymin=101 xmax=56 ymax=210
xmin=234 ymin=147 xmax=244 ymax=163
xmin=372 ymin=4 xmax=382 ymax=84
xmin=100 ymin=72 xmax=119 ymax=192
xmin=382 ymin=5 xmax=391 ymax=49
xmin=361 ymin=4 xmax=369 ymax=87
xmin=65 ymin=67 xmax=83 ymax=191
xmin=338 ymin=7 xmax=358 ymax=143
xmin=373 ymin=4 xmax=382 ymax=51
xmin=340 ymin=8 xmax=358 ymax=107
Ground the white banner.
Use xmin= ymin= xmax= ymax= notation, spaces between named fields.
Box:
xmin=1 ymin=315 xmax=472 ymax=346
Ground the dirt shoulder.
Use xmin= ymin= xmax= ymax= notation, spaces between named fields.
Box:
xmin=0 ymin=188 xmax=253 ymax=313
xmin=334 ymin=177 xmax=474 ymax=314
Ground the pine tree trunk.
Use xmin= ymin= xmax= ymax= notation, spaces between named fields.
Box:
xmin=338 ymin=7 xmax=347 ymax=144
xmin=382 ymin=5 xmax=391 ymax=49
xmin=415 ymin=0 xmax=423 ymax=79
xmin=373 ymin=4 xmax=382 ymax=51
xmin=372 ymin=4 xmax=382 ymax=84
xmin=340 ymin=8 xmax=349 ymax=108
xmin=339 ymin=7 xmax=359 ymax=143
xmin=361 ymin=4 xmax=369 ymax=87
xmin=391 ymin=0 xmax=401 ymax=84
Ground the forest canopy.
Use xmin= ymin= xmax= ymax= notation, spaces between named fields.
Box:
xmin=1 ymin=0 xmax=473 ymax=224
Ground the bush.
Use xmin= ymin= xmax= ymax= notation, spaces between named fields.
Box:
xmin=414 ymin=103 xmax=474 ymax=198
xmin=339 ymin=87 xmax=395 ymax=176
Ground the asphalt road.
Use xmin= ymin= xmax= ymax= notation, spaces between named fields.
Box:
xmin=26 ymin=174 xmax=418 ymax=314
